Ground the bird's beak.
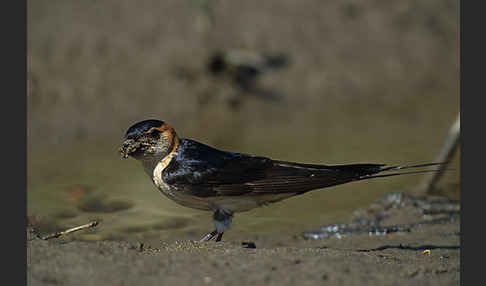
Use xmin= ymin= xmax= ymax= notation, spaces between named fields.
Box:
xmin=119 ymin=138 xmax=137 ymax=159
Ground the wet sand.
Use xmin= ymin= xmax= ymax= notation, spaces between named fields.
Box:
xmin=27 ymin=193 xmax=460 ymax=286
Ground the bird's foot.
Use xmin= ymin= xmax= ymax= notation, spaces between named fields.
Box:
xmin=200 ymin=230 xmax=217 ymax=242
xmin=200 ymin=230 xmax=224 ymax=242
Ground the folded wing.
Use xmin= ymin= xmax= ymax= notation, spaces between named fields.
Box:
xmin=162 ymin=139 xmax=394 ymax=197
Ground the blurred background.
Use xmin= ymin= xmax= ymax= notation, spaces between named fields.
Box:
xmin=27 ymin=0 xmax=459 ymax=243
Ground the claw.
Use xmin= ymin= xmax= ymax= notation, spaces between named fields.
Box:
xmin=200 ymin=230 xmax=218 ymax=242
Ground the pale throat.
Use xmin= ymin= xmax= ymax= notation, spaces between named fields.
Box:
xmin=140 ymin=132 xmax=179 ymax=180
xmin=140 ymin=156 xmax=165 ymax=177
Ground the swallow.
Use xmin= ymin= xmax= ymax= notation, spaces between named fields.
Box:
xmin=207 ymin=50 xmax=289 ymax=86
xmin=119 ymin=119 xmax=443 ymax=242
xmin=207 ymin=50 xmax=288 ymax=105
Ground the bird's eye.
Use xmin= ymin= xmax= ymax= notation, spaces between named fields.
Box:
xmin=148 ymin=129 xmax=159 ymax=137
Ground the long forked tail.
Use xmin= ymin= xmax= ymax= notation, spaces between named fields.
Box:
xmin=269 ymin=161 xmax=450 ymax=193
xmin=353 ymin=162 xmax=449 ymax=181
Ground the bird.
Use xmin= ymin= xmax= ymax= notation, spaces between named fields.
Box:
xmin=119 ymin=119 xmax=443 ymax=242
xmin=207 ymin=50 xmax=288 ymax=106
xmin=207 ymin=50 xmax=289 ymax=90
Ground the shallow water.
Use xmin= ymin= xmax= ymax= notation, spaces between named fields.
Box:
xmin=27 ymin=0 xmax=459 ymax=244
xmin=27 ymin=111 xmax=460 ymax=244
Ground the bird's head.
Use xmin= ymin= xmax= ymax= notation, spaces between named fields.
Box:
xmin=119 ymin=119 xmax=179 ymax=161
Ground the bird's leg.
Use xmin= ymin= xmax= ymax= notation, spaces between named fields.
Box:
xmin=200 ymin=230 xmax=218 ymax=242
xmin=199 ymin=210 xmax=233 ymax=242
xmin=212 ymin=209 xmax=233 ymax=242
xmin=216 ymin=233 xmax=224 ymax=242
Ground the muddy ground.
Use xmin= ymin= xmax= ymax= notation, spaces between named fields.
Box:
xmin=27 ymin=192 xmax=460 ymax=286
xmin=27 ymin=1 xmax=460 ymax=285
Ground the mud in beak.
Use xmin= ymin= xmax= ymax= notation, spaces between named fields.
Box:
xmin=119 ymin=138 xmax=139 ymax=159
xmin=119 ymin=136 xmax=157 ymax=158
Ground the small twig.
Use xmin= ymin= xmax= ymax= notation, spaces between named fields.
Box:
xmin=417 ymin=114 xmax=460 ymax=194
xmin=32 ymin=221 xmax=99 ymax=241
